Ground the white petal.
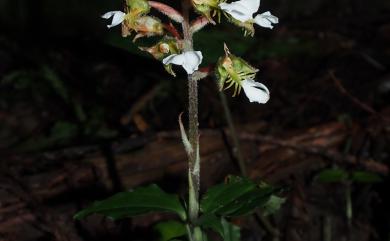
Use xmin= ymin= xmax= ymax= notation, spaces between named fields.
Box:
xmin=162 ymin=51 xmax=203 ymax=75
xmin=242 ymin=79 xmax=270 ymax=104
xmin=238 ymin=0 xmax=261 ymax=14
xmin=163 ymin=54 xmax=185 ymax=66
xmin=219 ymin=0 xmax=259 ymax=22
xmin=254 ymin=11 xmax=278 ymax=29
xmin=101 ymin=11 xmax=125 ymax=28
xmin=182 ymin=51 xmax=203 ymax=74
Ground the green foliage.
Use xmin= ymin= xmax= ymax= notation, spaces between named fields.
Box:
xmin=315 ymin=169 xmax=349 ymax=183
xmin=2 ymin=63 xmax=118 ymax=151
xmin=200 ymin=176 xmax=277 ymax=217
xmin=316 ymin=168 xmax=382 ymax=184
xmin=42 ymin=66 xmax=69 ymax=102
xmin=262 ymin=195 xmax=286 ymax=216
xmin=154 ymin=221 xmax=187 ymax=241
xmin=198 ymin=214 xmax=240 ymax=241
xmin=74 ymin=185 xmax=187 ymax=220
xmin=350 ymin=171 xmax=382 ymax=183
xmin=17 ymin=121 xmax=79 ymax=151
xmin=50 ymin=121 xmax=79 ymax=142
xmin=220 ymin=218 xmax=241 ymax=241
xmin=75 ymin=177 xmax=283 ymax=241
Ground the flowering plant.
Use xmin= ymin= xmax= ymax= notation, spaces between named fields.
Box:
xmin=75 ymin=0 xmax=283 ymax=240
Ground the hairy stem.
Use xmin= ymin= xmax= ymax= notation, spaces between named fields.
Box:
xmin=187 ymin=75 xmax=200 ymax=223
xmin=182 ymin=0 xmax=200 ymax=230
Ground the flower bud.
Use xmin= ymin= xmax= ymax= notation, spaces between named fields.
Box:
xmin=121 ymin=0 xmax=154 ymax=38
xmin=132 ymin=16 xmax=164 ymax=40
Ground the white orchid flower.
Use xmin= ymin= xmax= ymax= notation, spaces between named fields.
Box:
xmin=241 ymin=79 xmax=270 ymax=104
xmin=101 ymin=11 xmax=126 ymax=28
xmin=162 ymin=51 xmax=203 ymax=75
xmin=219 ymin=0 xmax=278 ymax=29
xmin=253 ymin=11 xmax=279 ymax=29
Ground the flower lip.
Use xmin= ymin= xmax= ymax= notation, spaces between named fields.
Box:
xmin=254 ymin=11 xmax=279 ymax=29
xmin=219 ymin=0 xmax=260 ymax=22
xmin=162 ymin=51 xmax=203 ymax=75
xmin=101 ymin=11 xmax=126 ymax=28
xmin=241 ymin=79 xmax=270 ymax=104
xmin=219 ymin=0 xmax=278 ymax=29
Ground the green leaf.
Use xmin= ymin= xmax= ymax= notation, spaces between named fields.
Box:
xmin=315 ymin=169 xmax=349 ymax=183
xmin=200 ymin=176 xmax=277 ymax=217
xmin=221 ymin=218 xmax=241 ymax=241
xmin=198 ymin=214 xmax=224 ymax=235
xmin=351 ymin=171 xmax=382 ymax=183
xmin=154 ymin=221 xmax=186 ymax=241
xmin=262 ymin=195 xmax=286 ymax=216
xmin=51 ymin=121 xmax=78 ymax=142
xmin=198 ymin=215 xmax=240 ymax=241
xmin=74 ymin=185 xmax=186 ymax=220
xmin=41 ymin=66 xmax=69 ymax=102
xmin=201 ymin=176 xmax=256 ymax=215
xmin=219 ymin=186 xmax=275 ymax=217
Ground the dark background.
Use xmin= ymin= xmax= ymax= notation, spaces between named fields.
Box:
xmin=0 ymin=0 xmax=389 ymax=241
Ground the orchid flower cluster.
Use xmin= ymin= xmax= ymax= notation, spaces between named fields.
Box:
xmin=75 ymin=1 xmax=281 ymax=239
xmin=102 ymin=0 xmax=278 ymax=104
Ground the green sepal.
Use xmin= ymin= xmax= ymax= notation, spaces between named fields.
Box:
xmin=138 ymin=37 xmax=180 ymax=76
xmin=126 ymin=0 xmax=150 ymax=16
xmin=192 ymin=0 xmax=222 ymax=23
xmin=222 ymin=12 xmax=255 ymax=37
xmin=215 ymin=45 xmax=258 ymax=96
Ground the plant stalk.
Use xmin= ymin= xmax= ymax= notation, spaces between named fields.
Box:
xmin=187 ymin=74 xmax=200 ymax=223
xmin=182 ymin=0 xmax=200 ymax=230
xmin=218 ymin=90 xmax=247 ymax=176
